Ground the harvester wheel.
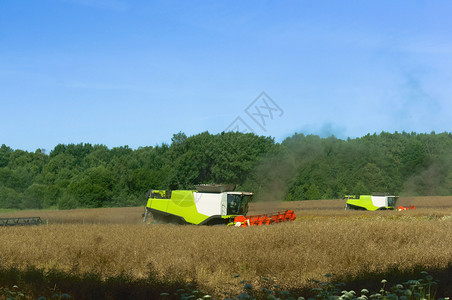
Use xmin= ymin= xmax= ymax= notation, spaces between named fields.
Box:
xmin=143 ymin=207 xmax=152 ymax=222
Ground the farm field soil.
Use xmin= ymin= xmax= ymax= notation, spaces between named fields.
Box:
xmin=1 ymin=196 xmax=452 ymax=298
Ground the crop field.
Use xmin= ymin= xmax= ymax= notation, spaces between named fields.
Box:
xmin=1 ymin=197 xmax=452 ymax=299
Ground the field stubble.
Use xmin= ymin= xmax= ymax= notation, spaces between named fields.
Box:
xmin=0 ymin=196 xmax=452 ymax=297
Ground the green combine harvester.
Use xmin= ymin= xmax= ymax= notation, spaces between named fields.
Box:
xmin=143 ymin=184 xmax=253 ymax=225
xmin=344 ymin=194 xmax=398 ymax=211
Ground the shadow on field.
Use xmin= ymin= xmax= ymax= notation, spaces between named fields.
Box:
xmin=1 ymin=264 xmax=451 ymax=299
xmin=292 ymin=264 xmax=452 ymax=298
xmin=0 ymin=265 xmax=191 ymax=300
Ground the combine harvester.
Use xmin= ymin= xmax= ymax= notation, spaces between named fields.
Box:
xmin=344 ymin=194 xmax=399 ymax=211
xmin=143 ymin=184 xmax=295 ymax=227
xmin=0 ymin=217 xmax=43 ymax=226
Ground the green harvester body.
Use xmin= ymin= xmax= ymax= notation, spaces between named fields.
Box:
xmin=344 ymin=194 xmax=398 ymax=211
xmin=143 ymin=186 xmax=253 ymax=225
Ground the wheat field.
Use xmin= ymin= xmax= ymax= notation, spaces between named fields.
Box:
xmin=1 ymin=197 xmax=452 ymax=298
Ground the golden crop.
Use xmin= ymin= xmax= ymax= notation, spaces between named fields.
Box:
xmin=1 ymin=197 xmax=451 ymax=297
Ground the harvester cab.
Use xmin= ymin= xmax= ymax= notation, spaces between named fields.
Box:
xmin=344 ymin=194 xmax=398 ymax=211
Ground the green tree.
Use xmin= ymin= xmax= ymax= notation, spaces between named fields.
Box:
xmin=66 ymin=166 xmax=114 ymax=208
xmin=22 ymin=183 xmax=46 ymax=209
xmin=0 ymin=144 xmax=12 ymax=167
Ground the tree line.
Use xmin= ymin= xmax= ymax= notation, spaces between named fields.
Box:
xmin=1 ymin=131 xmax=452 ymax=210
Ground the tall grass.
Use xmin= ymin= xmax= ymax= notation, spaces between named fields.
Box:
xmin=0 ymin=218 xmax=451 ymax=297
xmin=0 ymin=196 xmax=451 ymax=298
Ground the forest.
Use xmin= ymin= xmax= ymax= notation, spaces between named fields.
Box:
xmin=1 ymin=131 xmax=452 ymax=210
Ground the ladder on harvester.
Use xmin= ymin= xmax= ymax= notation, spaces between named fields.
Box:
xmin=232 ymin=210 xmax=296 ymax=227
xmin=0 ymin=217 xmax=43 ymax=226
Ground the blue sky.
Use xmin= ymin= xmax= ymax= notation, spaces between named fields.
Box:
xmin=1 ymin=0 xmax=451 ymax=152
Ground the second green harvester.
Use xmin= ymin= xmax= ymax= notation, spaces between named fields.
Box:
xmin=344 ymin=194 xmax=398 ymax=211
